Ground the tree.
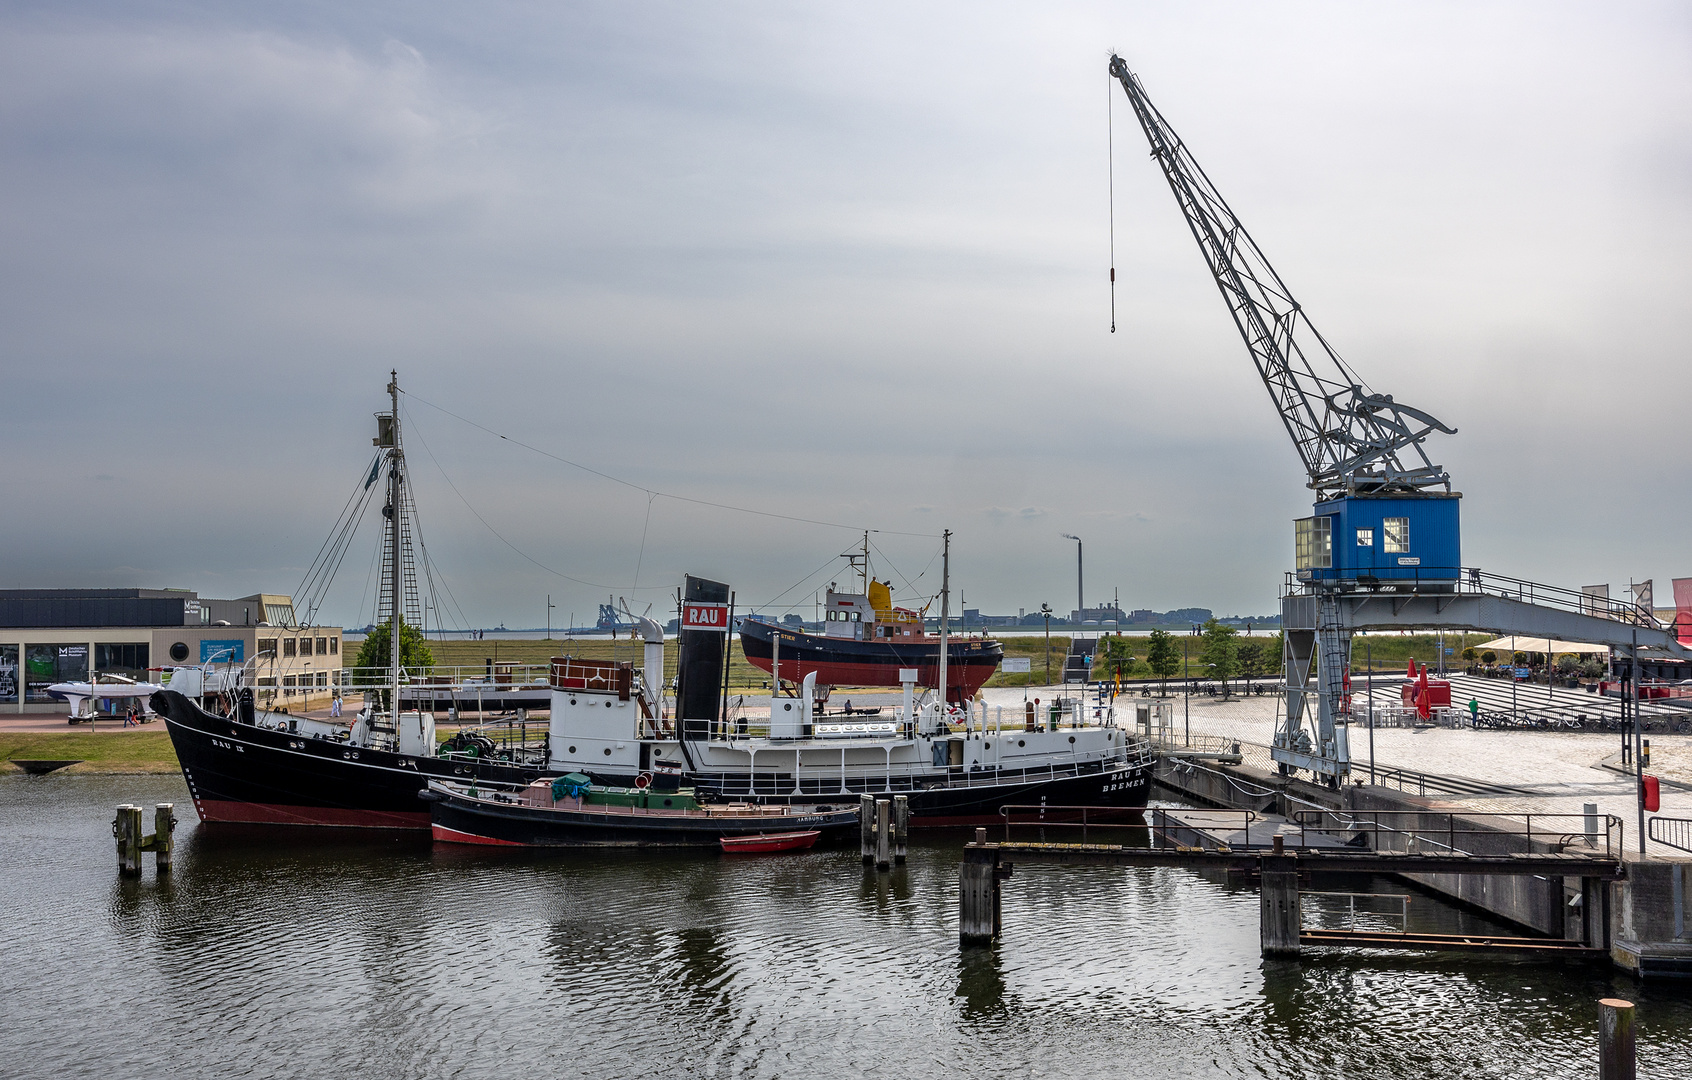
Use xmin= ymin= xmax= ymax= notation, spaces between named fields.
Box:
xmin=1461 ymin=647 xmax=1477 ymax=663
xmin=1235 ymin=640 xmax=1259 ymax=676
xmin=352 ymin=621 xmax=436 ymax=707
xmin=1103 ymin=637 xmax=1138 ymax=684
xmin=1145 ymin=628 xmax=1180 ymax=696
xmin=1481 ymin=650 xmax=1497 ymax=665
xmin=1200 ymin=618 xmax=1239 ymax=697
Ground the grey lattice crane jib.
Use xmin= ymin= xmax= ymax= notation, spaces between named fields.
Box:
xmin=1107 ymin=55 xmax=1456 ymax=501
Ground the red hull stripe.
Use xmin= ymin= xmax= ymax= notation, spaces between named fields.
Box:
xmin=431 ymin=823 xmax=526 ymax=847
xmin=195 ymin=800 xmax=429 ymax=829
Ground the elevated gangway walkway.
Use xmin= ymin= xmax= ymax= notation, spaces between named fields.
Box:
xmin=959 ymin=805 xmax=1626 ymax=961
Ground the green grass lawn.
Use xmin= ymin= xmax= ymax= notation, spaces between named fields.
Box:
xmin=1 ymin=731 xmax=180 ymax=774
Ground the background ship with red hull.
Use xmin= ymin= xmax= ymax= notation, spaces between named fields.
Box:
xmin=740 ymin=574 xmax=1003 ymax=703
xmin=739 ymin=619 xmax=1003 ymax=704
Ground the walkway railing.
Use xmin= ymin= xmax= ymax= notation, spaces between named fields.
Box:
xmin=1647 ymin=817 xmax=1692 ymax=854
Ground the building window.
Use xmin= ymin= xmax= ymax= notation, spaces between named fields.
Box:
xmin=25 ymin=644 xmax=88 ymax=702
xmin=257 ymin=677 xmax=277 ymax=688
xmin=283 ymin=638 xmax=297 ymax=658
xmin=1294 ymin=516 xmax=1333 ymax=570
xmin=258 ymin=638 xmax=277 ymax=659
xmin=95 ymin=643 xmax=150 ymax=680
xmin=1355 ymin=528 xmax=1373 ymax=548
xmin=315 ymin=637 xmax=327 ymax=655
xmin=1383 ymin=517 xmax=1410 ymax=554
xmin=329 ymin=637 xmax=338 ymax=655
xmin=0 ymin=644 xmax=16 ymax=704
xmin=317 ymin=672 xmax=329 ymax=687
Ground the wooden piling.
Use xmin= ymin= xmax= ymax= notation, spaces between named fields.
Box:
xmin=875 ymin=799 xmax=892 ymax=870
xmin=115 ymin=804 xmax=142 ymax=877
xmin=1599 ymin=998 xmax=1636 ymax=1080
xmin=1259 ymin=850 xmax=1300 ymax=958
xmin=892 ymin=795 xmax=909 ymax=863
xmin=959 ymin=831 xmax=1004 ymax=945
xmin=860 ymin=794 xmax=876 ymax=863
xmin=152 ymin=803 xmax=176 ymax=873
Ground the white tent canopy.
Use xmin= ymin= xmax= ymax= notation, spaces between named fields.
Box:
xmin=1472 ymin=636 xmax=1610 ymax=656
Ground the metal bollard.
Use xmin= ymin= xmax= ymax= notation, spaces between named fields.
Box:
xmin=1599 ymin=998 xmax=1635 ymax=1080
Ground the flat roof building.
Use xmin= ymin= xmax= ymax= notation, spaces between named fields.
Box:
xmin=0 ymin=589 xmax=342 ymax=713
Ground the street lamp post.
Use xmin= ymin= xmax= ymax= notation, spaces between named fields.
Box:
xmin=1062 ymin=535 xmax=1083 ymax=622
xmin=546 ymin=595 xmax=555 ymax=641
xmin=1041 ymin=603 xmax=1053 ymax=685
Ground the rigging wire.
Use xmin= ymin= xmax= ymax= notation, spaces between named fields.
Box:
xmin=631 ymin=492 xmax=657 ymax=591
xmin=293 ymin=455 xmax=384 ymax=628
xmin=1108 ymin=63 xmax=1117 ymax=334
xmin=401 ymin=389 xmax=939 ymax=539
xmin=403 ymin=402 xmax=667 ymax=592
xmin=756 ymin=552 xmax=853 ymax=616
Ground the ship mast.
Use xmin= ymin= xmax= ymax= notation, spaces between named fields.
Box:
xmin=937 ymin=530 xmax=950 ymax=708
xmin=386 ymin=371 xmax=403 ymax=725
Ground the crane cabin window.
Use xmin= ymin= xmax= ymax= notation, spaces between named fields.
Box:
xmin=1383 ymin=518 xmax=1410 ymax=554
xmin=1294 ymin=516 xmax=1332 ymax=570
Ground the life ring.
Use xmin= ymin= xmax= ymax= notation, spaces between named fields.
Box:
xmin=634 ymin=772 xmax=653 ymax=790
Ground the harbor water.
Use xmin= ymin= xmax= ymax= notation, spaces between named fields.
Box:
xmin=4 ymin=773 xmax=1690 ymax=1079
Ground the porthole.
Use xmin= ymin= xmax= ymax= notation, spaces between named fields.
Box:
xmin=1069 ymin=736 xmax=1076 ymax=744
xmin=568 ymin=746 xmax=576 ymax=754
xmin=603 ymin=747 xmax=612 ymax=755
xmin=570 ymin=698 xmax=577 ymax=705
xmin=653 ymin=748 xmax=663 ymax=757
xmin=604 ymin=701 xmax=612 ymax=708
xmin=169 ymin=642 xmax=189 ymax=662
xmin=1018 ymin=739 xmax=1026 ymax=748
xmin=984 ymin=741 xmax=991 ymax=749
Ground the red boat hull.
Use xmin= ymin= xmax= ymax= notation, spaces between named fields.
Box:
xmin=720 ymin=830 xmax=821 ymax=853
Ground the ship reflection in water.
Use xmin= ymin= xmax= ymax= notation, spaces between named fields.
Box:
xmin=6 ymin=775 xmax=1692 ymax=1080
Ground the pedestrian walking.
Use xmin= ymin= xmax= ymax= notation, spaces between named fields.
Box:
xmin=330 ymin=695 xmax=342 ymax=719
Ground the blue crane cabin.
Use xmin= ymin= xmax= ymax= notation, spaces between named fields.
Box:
xmin=1294 ymin=494 xmax=1461 ymax=586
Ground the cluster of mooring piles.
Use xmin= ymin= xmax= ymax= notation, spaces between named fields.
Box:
xmin=113 ymin=803 xmax=176 ymax=876
xmin=860 ymin=794 xmax=908 ymax=870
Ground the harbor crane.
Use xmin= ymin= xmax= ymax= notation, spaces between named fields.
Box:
xmin=1107 ymin=55 xmax=1689 ymax=786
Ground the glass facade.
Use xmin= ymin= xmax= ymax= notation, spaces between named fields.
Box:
xmin=95 ymin=642 xmax=150 ymax=681
xmin=0 ymin=644 xmax=16 ymax=703
xmin=26 ymin=643 xmax=88 ymax=702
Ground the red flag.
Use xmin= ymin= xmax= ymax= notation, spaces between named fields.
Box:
xmin=1416 ymin=666 xmax=1432 ymax=719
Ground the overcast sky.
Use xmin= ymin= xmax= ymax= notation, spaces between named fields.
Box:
xmin=2 ymin=2 xmax=1689 ymax=629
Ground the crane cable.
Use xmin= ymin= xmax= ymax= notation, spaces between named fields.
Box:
xmin=1108 ymin=65 xmax=1117 ymax=334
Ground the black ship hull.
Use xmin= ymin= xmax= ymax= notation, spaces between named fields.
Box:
xmin=152 ymin=690 xmax=544 ymax=828
xmin=690 ymin=757 xmax=1150 ymax=828
xmin=424 ymin=785 xmax=860 ymax=848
